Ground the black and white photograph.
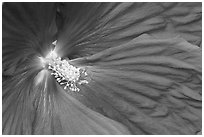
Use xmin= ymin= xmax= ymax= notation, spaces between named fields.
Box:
xmin=2 ymin=2 xmax=202 ymax=135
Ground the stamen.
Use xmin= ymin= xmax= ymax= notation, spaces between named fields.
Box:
xmin=44 ymin=49 xmax=89 ymax=92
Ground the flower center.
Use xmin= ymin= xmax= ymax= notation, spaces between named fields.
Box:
xmin=41 ymin=49 xmax=88 ymax=92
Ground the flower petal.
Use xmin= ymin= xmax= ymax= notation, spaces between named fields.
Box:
xmin=3 ymin=2 xmax=57 ymax=76
xmin=2 ymin=2 xmax=58 ymax=134
xmin=3 ymin=64 xmax=130 ymax=135
xmin=70 ymin=34 xmax=201 ymax=134
xmin=56 ymin=2 xmax=201 ymax=58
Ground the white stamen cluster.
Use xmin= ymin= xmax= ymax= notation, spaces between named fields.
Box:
xmin=45 ymin=50 xmax=88 ymax=92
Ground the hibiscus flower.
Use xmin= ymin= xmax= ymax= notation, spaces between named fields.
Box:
xmin=2 ymin=2 xmax=202 ymax=135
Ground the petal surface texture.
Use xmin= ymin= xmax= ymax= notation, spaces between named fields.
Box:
xmin=3 ymin=2 xmax=57 ymax=75
xmin=71 ymin=34 xmax=201 ymax=134
xmin=56 ymin=2 xmax=201 ymax=58
xmin=3 ymin=2 xmax=56 ymax=134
